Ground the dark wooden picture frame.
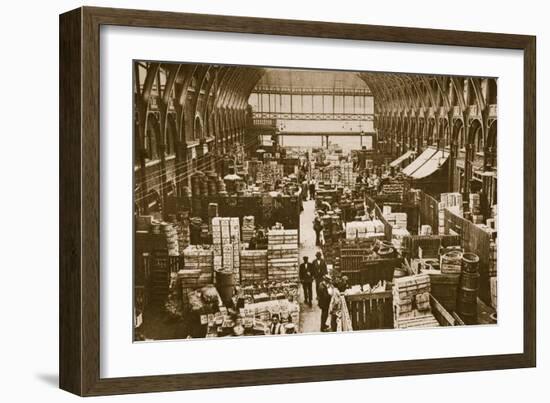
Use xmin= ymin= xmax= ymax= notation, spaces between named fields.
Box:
xmin=59 ymin=6 xmax=536 ymax=396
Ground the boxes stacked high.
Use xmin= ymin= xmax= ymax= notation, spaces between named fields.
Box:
xmin=391 ymin=227 xmax=410 ymax=251
xmin=393 ymin=274 xmax=439 ymax=329
xmin=340 ymin=162 xmax=357 ymax=187
xmin=469 ymin=193 xmax=481 ymax=215
xmin=345 ymin=221 xmax=385 ymax=240
xmin=242 ymin=216 xmax=255 ymax=243
xmin=490 ymin=276 xmax=497 ymax=310
xmin=384 ymin=212 xmax=407 ymax=230
xmin=248 ymin=160 xmax=262 ymax=183
xmin=441 ymin=193 xmax=463 ymax=215
xmin=212 ymin=217 xmax=241 ymax=283
xmin=240 ymin=249 xmax=268 ymax=283
xmin=180 ymin=245 xmax=213 ymax=288
xmin=267 ymin=229 xmax=299 ymax=282
xmin=439 ymin=192 xmax=463 ymax=234
xmin=379 ymin=179 xmax=408 ymax=201
xmin=160 ymin=222 xmax=179 ymax=256
xmin=257 ymin=161 xmax=284 ymax=185
xmin=488 ymin=239 xmax=497 ymax=277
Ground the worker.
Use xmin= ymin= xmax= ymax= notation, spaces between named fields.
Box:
xmin=317 ymin=274 xmax=332 ymax=332
xmin=311 ymin=251 xmax=328 ymax=297
xmin=313 ymin=216 xmax=323 ymax=246
xmin=329 ymin=285 xmax=342 ymax=332
xmin=267 ymin=313 xmax=283 ymax=335
xmin=255 ymin=229 xmax=267 ymax=249
xmin=299 ymin=256 xmax=313 ymax=307
xmin=308 ymin=179 xmax=316 ymax=200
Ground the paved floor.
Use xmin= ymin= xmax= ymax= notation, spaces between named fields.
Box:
xmin=298 ymin=199 xmax=324 ymax=333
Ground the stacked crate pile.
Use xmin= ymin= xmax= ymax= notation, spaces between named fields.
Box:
xmin=384 ymin=211 xmax=407 ymax=230
xmin=379 ymin=179 xmax=408 ymax=201
xmin=439 ymin=192 xmax=463 ymax=234
xmin=212 ymin=217 xmax=241 ymax=284
xmin=393 ymin=274 xmax=439 ymax=329
xmin=469 ymin=193 xmax=483 ymax=224
xmin=267 ymin=229 xmax=299 ymax=283
xmin=248 ymin=160 xmax=262 ymax=183
xmin=179 ymin=245 xmax=213 ymax=289
xmin=257 ymin=161 xmax=284 ymax=185
xmin=160 ymin=222 xmax=179 ymax=256
xmin=345 ymin=220 xmax=385 ymax=240
xmin=242 ymin=216 xmax=255 ymax=243
xmin=340 ymin=162 xmax=357 ymax=187
xmin=239 ymin=249 xmax=268 ymax=283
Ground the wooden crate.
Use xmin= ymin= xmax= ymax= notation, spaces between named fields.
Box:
xmin=345 ymin=291 xmax=393 ymax=330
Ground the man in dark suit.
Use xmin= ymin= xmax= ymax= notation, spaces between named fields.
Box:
xmin=299 ymin=256 xmax=313 ymax=307
xmin=311 ymin=251 xmax=328 ymax=298
xmin=317 ymin=274 xmax=332 ymax=332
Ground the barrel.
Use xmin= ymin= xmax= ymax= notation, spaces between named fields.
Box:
xmin=377 ymin=246 xmax=396 ymax=259
xmin=460 ymin=271 xmax=480 ymax=290
xmin=190 ymin=173 xmax=203 ymax=197
xmin=191 ymin=198 xmax=202 ymax=216
xmin=461 ymin=252 xmax=480 ymax=274
xmin=457 ymin=286 xmax=478 ymax=324
xmin=457 ymin=253 xmax=480 ymax=324
xmin=207 ymin=176 xmax=217 ymax=196
xmin=215 ymin=268 xmax=235 ymax=305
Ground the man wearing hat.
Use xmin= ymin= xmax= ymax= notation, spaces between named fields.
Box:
xmin=299 ymin=256 xmax=313 ymax=307
xmin=311 ymin=251 xmax=328 ymax=298
xmin=317 ymin=274 xmax=332 ymax=332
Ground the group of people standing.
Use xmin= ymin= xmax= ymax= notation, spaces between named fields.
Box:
xmin=299 ymin=251 xmax=342 ymax=332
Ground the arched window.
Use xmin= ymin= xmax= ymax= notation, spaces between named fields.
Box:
xmin=468 ymin=120 xmax=483 ymax=154
xmin=455 ymin=121 xmax=465 ymax=150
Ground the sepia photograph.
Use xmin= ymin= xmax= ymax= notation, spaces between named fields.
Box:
xmin=133 ymin=62 xmax=498 ymax=342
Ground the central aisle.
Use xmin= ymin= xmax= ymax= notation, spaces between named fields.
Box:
xmin=298 ymin=199 xmax=323 ymax=334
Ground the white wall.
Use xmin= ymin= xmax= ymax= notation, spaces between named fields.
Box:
xmin=0 ymin=0 xmax=546 ymax=402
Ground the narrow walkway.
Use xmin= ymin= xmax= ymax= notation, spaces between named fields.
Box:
xmin=298 ymin=199 xmax=323 ymax=333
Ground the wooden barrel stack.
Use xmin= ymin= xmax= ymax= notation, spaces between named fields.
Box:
xmin=457 ymin=252 xmax=480 ymax=324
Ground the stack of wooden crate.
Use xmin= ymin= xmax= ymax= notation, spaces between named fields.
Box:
xmin=180 ymin=245 xmax=213 ymax=288
xmin=393 ymin=274 xmax=439 ymax=329
xmin=439 ymin=192 xmax=463 ymax=233
xmin=239 ymin=249 xmax=268 ymax=283
xmin=212 ymin=217 xmax=241 ymax=283
xmin=380 ymin=179 xmax=407 ymax=200
xmin=257 ymin=161 xmax=283 ymax=185
xmin=345 ymin=220 xmax=385 ymax=240
xmin=267 ymin=229 xmax=299 ymax=283
xmin=160 ymin=222 xmax=180 ymax=256
xmin=384 ymin=212 xmax=407 ymax=230
xmin=340 ymin=162 xmax=357 ymax=187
